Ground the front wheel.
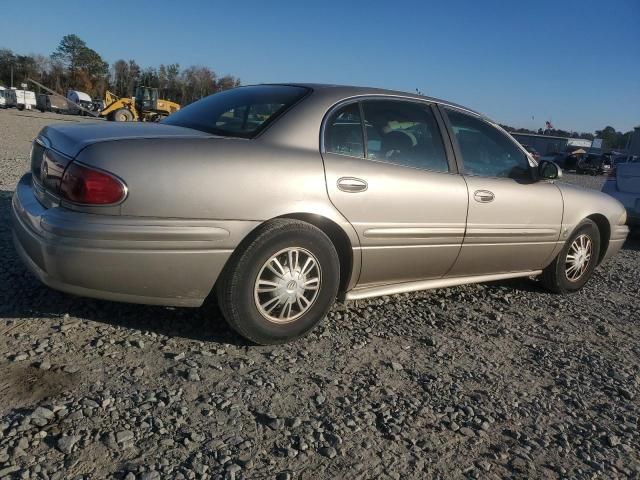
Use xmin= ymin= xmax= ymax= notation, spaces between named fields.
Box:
xmin=217 ymin=219 xmax=340 ymax=345
xmin=540 ymin=219 xmax=600 ymax=293
xmin=112 ymin=108 xmax=133 ymax=122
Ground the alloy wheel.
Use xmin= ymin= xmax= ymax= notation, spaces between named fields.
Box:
xmin=253 ymin=247 xmax=322 ymax=324
xmin=565 ymin=234 xmax=593 ymax=282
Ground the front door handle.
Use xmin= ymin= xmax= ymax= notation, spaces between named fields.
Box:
xmin=473 ymin=190 xmax=495 ymax=203
xmin=337 ymin=177 xmax=368 ymax=193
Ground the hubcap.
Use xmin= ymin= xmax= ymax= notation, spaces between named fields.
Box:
xmin=565 ymin=234 xmax=593 ymax=281
xmin=254 ymin=247 xmax=321 ymax=324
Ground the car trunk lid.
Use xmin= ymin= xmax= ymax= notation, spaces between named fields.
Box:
xmin=30 ymin=122 xmax=214 ymax=201
xmin=616 ymin=163 xmax=640 ymax=194
xmin=39 ymin=121 xmax=213 ymax=158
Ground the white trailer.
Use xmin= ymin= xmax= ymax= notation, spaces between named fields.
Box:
xmin=0 ymin=86 xmax=6 ymax=108
xmin=4 ymin=88 xmax=36 ymax=110
xmin=66 ymin=90 xmax=93 ymax=115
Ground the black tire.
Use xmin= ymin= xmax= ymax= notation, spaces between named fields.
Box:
xmin=113 ymin=108 xmax=133 ymax=122
xmin=217 ymin=219 xmax=340 ymax=345
xmin=540 ymin=219 xmax=600 ymax=293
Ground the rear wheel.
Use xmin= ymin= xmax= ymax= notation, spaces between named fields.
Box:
xmin=541 ymin=219 xmax=600 ymax=293
xmin=113 ymin=108 xmax=133 ymax=122
xmin=217 ymin=219 xmax=340 ymax=345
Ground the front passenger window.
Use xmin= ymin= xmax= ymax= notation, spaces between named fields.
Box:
xmin=446 ymin=109 xmax=530 ymax=179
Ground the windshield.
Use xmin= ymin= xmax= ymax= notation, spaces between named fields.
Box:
xmin=162 ymin=85 xmax=310 ymax=138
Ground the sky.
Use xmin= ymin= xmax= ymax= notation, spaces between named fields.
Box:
xmin=1 ymin=0 xmax=639 ymax=133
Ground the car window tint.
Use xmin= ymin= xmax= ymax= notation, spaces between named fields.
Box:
xmin=446 ymin=109 xmax=530 ymax=179
xmin=362 ymin=100 xmax=448 ymax=172
xmin=324 ymin=103 xmax=364 ymax=157
xmin=162 ymin=85 xmax=309 ymax=138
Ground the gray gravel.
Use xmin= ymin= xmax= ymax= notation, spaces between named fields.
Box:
xmin=1 ymin=108 xmax=639 ymax=479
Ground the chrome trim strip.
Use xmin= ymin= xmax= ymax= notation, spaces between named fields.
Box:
xmin=345 ymin=270 xmax=542 ymax=300
xmin=363 ymin=227 xmax=465 ymax=238
xmin=40 ymin=218 xmax=230 ymax=242
xmin=358 ymin=241 xmax=559 ymax=249
xmin=465 ymin=227 xmax=559 ymax=237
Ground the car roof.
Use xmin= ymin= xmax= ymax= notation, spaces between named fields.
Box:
xmin=261 ymin=83 xmax=486 ymax=119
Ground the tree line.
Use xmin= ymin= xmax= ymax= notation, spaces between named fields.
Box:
xmin=0 ymin=34 xmax=240 ymax=106
xmin=500 ymin=124 xmax=633 ymax=151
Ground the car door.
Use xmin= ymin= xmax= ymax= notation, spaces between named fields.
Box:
xmin=441 ymin=107 xmax=563 ymax=276
xmin=321 ymin=98 xmax=469 ymax=287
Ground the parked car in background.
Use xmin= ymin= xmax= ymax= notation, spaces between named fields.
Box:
xmin=521 ymin=144 xmax=540 ymax=161
xmin=0 ymin=86 xmax=6 ymax=108
xmin=576 ymin=153 xmax=611 ymax=175
xmin=603 ymin=162 xmax=640 ymax=229
xmin=36 ymin=94 xmax=70 ymax=113
xmin=11 ymin=84 xmax=629 ymax=345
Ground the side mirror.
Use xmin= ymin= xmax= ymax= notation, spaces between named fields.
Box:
xmin=538 ymin=160 xmax=561 ymax=180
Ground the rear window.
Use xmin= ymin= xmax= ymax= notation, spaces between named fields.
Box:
xmin=162 ymin=85 xmax=309 ymax=138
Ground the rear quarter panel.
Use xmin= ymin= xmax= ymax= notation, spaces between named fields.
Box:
xmin=75 ymin=137 xmax=344 ymax=224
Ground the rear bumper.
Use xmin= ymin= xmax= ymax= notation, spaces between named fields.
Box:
xmin=11 ymin=174 xmax=258 ymax=307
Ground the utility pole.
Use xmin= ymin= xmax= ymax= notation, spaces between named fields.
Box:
xmin=10 ymin=65 xmax=14 ymax=88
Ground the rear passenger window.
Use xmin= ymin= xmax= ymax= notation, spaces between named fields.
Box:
xmin=324 ymin=103 xmax=364 ymax=157
xmin=362 ymin=100 xmax=449 ymax=172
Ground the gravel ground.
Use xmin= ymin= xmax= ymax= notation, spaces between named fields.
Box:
xmin=0 ymin=108 xmax=639 ymax=480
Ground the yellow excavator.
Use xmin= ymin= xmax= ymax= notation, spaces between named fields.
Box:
xmin=101 ymin=86 xmax=180 ymax=122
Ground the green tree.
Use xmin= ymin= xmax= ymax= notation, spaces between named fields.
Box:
xmin=51 ymin=34 xmax=87 ymax=83
xmin=216 ymin=75 xmax=241 ymax=92
xmin=50 ymin=34 xmax=107 ymax=95
xmin=111 ymin=59 xmax=129 ymax=96
xmin=595 ymin=126 xmax=618 ymax=149
xmin=80 ymin=47 xmax=108 ymax=78
xmin=166 ymin=64 xmax=180 ymax=101
xmin=0 ymin=48 xmax=17 ymax=87
xmin=594 ymin=126 xmax=633 ymax=150
xmin=127 ymin=60 xmax=141 ymax=96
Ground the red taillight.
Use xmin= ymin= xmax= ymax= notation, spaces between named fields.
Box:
xmin=60 ymin=163 xmax=126 ymax=205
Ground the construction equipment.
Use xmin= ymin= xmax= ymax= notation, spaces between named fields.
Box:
xmin=27 ymin=78 xmax=180 ymax=122
xmin=101 ymin=86 xmax=180 ymax=122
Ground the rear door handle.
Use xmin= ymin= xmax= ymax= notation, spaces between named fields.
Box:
xmin=337 ymin=177 xmax=368 ymax=193
xmin=473 ymin=190 xmax=495 ymax=203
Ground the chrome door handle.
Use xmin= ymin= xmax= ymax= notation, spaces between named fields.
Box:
xmin=473 ymin=190 xmax=495 ymax=203
xmin=337 ymin=177 xmax=368 ymax=193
